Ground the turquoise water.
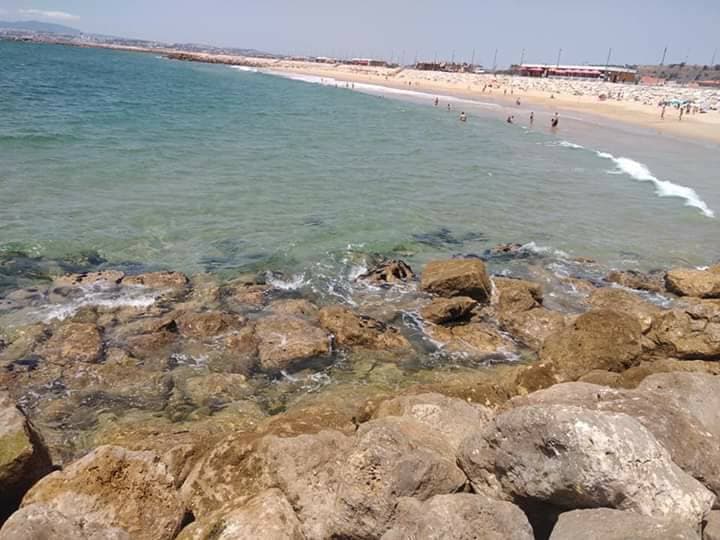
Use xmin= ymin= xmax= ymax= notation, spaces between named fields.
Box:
xmin=2 ymin=41 xmax=720 ymax=292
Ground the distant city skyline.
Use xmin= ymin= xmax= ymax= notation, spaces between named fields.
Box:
xmin=0 ymin=0 xmax=718 ymax=66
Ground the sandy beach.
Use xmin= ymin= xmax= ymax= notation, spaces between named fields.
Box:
xmin=163 ymin=51 xmax=720 ymax=145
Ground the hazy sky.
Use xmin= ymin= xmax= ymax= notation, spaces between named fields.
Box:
xmin=1 ymin=0 xmax=719 ymax=66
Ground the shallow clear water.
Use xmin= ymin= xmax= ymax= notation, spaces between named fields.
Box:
xmin=2 ymin=41 xmax=720 ymax=292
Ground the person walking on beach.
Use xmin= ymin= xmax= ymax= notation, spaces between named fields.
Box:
xmin=661 ymin=104 xmax=666 ymax=120
xmin=459 ymin=112 xmax=467 ymax=122
xmin=679 ymin=107 xmax=684 ymax=121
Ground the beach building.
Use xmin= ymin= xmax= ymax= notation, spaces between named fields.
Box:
xmin=513 ymin=64 xmax=637 ymax=82
xmin=349 ymin=58 xmax=389 ymax=67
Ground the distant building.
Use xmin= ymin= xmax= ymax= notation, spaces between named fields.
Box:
xmin=512 ymin=64 xmax=637 ymax=83
xmin=696 ymin=80 xmax=720 ymax=88
xmin=415 ymin=62 xmax=479 ymax=73
xmin=349 ymin=58 xmax=388 ymax=67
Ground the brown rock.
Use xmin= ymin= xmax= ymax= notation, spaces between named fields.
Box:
xmin=500 ymin=308 xmax=569 ymax=351
xmin=606 ymin=269 xmax=665 ymax=293
xmin=428 ymin=322 xmax=515 ymax=358
xmin=38 ymin=322 xmax=103 ymax=365
xmin=588 ymin=287 xmax=662 ymax=333
xmin=666 ymin=266 xmax=720 ymax=298
xmin=53 ymin=270 xmax=125 ymax=288
xmin=266 ymin=298 xmax=319 ymax=319
xmin=421 ymin=259 xmax=492 ymax=303
xmin=492 ymin=277 xmax=542 ymax=315
xmin=358 ymin=259 xmax=415 ymax=285
xmin=123 ymin=271 xmax=189 ymax=290
xmin=420 ymin=297 xmax=477 ymax=324
xmin=650 ymin=301 xmax=720 ymax=359
xmin=22 ymin=445 xmax=186 ymax=540
xmin=319 ymin=305 xmax=410 ymax=350
xmin=175 ymin=311 xmax=246 ymax=339
xmin=540 ymin=309 xmax=643 ymax=380
xmin=705 ymin=510 xmax=720 ymax=540
xmin=254 ymin=315 xmax=330 ymax=372
xmin=0 ymin=392 xmax=53 ymax=522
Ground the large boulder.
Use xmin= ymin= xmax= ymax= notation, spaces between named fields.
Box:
xmin=458 ymin=404 xmax=714 ymax=527
xmin=492 ymin=277 xmax=543 ymax=315
xmin=605 ymin=269 xmax=665 ymax=293
xmin=0 ymin=393 xmax=53 ymax=522
xmin=539 ymin=309 xmax=642 ymax=380
xmin=331 ymin=416 xmax=467 ymax=538
xmin=420 ymin=297 xmax=476 ymax=324
xmin=706 ymin=510 xmax=720 ymax=540
xmin=358 ymin=260 xmax=415 ymax=285
xmin=650 ymin=301 xmax=720 ymax=359
xmin=373 ymin=392 xmax=493 ymax=451
xmin=181 ymin=430 xmax=351 ymax=539
xmin=254 ymin=315 xmax=330 ymax=372
xmin=500 ymin=308 xmax=569 ymax=351
xmin=176 ymin=488 xmax=304 ymax=540
xmin=510 ymin=382 xmax=720 ymax=502
xmin=318 ymin=306 xmax=410 ymax=350
xmin=0 ymin=504 xmax=130 ymax=540
xmin=21 ymin=445 xmax=186 ymax=540
xmin=420 ymin=259 xmax=492 ymax=303
xmin=38 ymin=322 xmax=103 ymax=364
xmin=666 ymin=266 xmax=720 ymax=298
xmin=549 ymin=508 xmax=699 ymax=540
xmin=588 ymin=287 xmax=662 ymax=334
xmin=382 ymin=493 xmax=534 ymax=540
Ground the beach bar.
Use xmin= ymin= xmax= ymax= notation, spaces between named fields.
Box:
xmin=513 ymin=63 xmax=637 ymax=83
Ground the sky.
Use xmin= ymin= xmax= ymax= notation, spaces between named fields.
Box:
xmin=1 ymin=0 xmax=719 ymax=67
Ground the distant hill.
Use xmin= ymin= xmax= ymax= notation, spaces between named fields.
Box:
xmin=0 ymin=20 xmax=82 ymax=36
xmin=637 ymin=63 xmax=720 ymax=83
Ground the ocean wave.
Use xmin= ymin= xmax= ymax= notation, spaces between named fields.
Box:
xmin=557 ymin=140 xmax=584 ymax=149
xmin=40 ymin=289 xmax=157 ymax=322
xmin=266 ymin=272 xmax=308 ymax=291
xmin=595 ymin=151 xmax=715 ymax=218
xmin=229 ymin=65 xmax=259 ymax=73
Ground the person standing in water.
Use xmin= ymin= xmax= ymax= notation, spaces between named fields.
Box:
xmin=551 ymin=113 xmax=559 ymax=128
xmin=530 ymin=112 xmax=535 ymax=124
xmin=434 ymin=97 xmax=439 ymax=107
xmin=459 ymin=112 xmax=467 ymax=122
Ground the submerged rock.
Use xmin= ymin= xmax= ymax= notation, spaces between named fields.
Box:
xmin=358 ymin=259 xmax=415 ymax=285
xmin=458 ymin=403 xmax=714 ymax=527
xmin=20 ymin=445 xmax=186 ymax=540
xmin=0 ymin=392 xmax=53 ymax=522
xmin=540 ymin=309 xmax=643 ymax=380
xmin=549 ymin=508 xmax=699 ymax=540
xmin=420 ymin=259 xmax=492 ymax=303
xmin=175 ymin=310 xmax=246 ymax=339
xmin=427 ymin=322 xmax=516 ymax=358
xmin=382 ymin=493 xmax=534 ymax=540
xmin=122 ymin=271 xmax=189 ymax=290
xmin=37 ymin=322 xmax=103 ymax=365
xmin=53 ymin=270 xmax=125 ymax=289
xmin=420 ymin=296 xmax=476 ymax=324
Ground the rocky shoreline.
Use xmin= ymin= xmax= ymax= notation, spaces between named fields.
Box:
xmin=3 ymin=255 xmax=720 ymax=538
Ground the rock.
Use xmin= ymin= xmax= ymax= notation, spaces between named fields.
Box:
xmin=588 ymin=287 xmax=662 ymax=333
xmin=181 ymin=430 xmax=351 ymax=538
xmin=382 ymin=493 xmax=534 ymax=540
xmin=0 ymin=324 xmax=48 ymax=366
xmin=420 ymin=297 xmax=476 ymax=324
xmin=549 ymin=508 xmax=699 ymax=540
xmin=500 ymin=308 xmax=569 ymax=351
xmin=578 ymin=369 xmax=622 ymax=386
xmin=420 ymin=259 xmax=492 ymax=303
xmin=493 ymin=277 xmax=543 ymax=315
xmin=606 ymin=269 xmax=665 ymax=293
xmin=331 ymin=416 xmax=467 ymax=538
xmin=319 ymin=306 xmax=410 ymax=350
xmin=53 ymin=270 xmax=125 ymax=288
xmin=540 ymin=309 xmax=642 ymax=380
xmin=176 ymin=488 xmax=304 ymax=540
xmin=0 ymin=393 xmax=53 ymax=522
xmin=221 ymin=326 xmax=259 ymax=374
xmin=254 ymin=315 xmax=330 ymax=372
xmin=267 ymin=299 xmax=319 ymax=319
xmin=486 ymin=242 xmax=524 ymax=257
xmin=22 ymin=445 xmax=186 ymax=540
xmin=458 ymin=404 xmax=714 ymax=527
xmin=223 ymin=277 xmax=270 ymax=307
xmin=617 ymin=358 xmax=720 ymax=389
xmin=666 ymin=266 xmax=720 ymax=298
xmin=705 ymin=510 xmax=720 ymax=540
xmin=638 ymin=373 xmax=720 ymax=440
xmin=175 ymin=311 xmax=246 ymax=339
xmin=428 ymin=322 xmax=515 ymax=358
xmin=38 ymin=322 xmax=103 ymax=365
xmin=181 ymin=373 xmax=252 ymax=407
xmin=510 ymin=382 xmax=720 ymax=502
xmin=374 ymin=392 xmax=493 ymax=451
xmin=0 ymin=504 xmax=131 ymax=540
xmin=650 ymin=302 xmax=720 ymax=359
xmin=358 ymin=260 xmax=415 ymax=285
xmin=122 ymin=271 xmax=189 ymax=289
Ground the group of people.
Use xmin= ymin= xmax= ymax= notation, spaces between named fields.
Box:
xmin=434 ymin=96 xmax=559 ymax=129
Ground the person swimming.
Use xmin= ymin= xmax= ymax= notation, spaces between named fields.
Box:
xmin=506 ymin=115 xmax=514 ymax=124
xmin=459 ymin=112 xmax=467 ymax=122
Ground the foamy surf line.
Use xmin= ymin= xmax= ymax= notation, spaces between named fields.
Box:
xmin=255 ymin=69 xmax=502 ymax=110
xmin=554 ymin=140 xmax=715 ymax=219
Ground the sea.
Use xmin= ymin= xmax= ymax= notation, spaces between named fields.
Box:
xmin=2 ymin=40 xmax=720 ymax=305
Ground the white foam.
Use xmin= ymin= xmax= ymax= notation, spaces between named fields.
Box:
xmin=558 ymin=140 xmax=584 ymax=149
xmin=267 ymin=272 xmax=307 ymax=291
xmin=229 ymin=65 xmax=259 ymax=73
xmin=596 ymin=151 xmax=715 ymax=218
xmin=41 ymin=290 xmax=157 ymax=322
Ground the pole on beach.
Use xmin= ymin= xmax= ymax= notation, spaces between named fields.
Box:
xmin=712 ymin=48 xmax=717 ymax=66
xmin=605 ymin=48 xmax=612 ymax=80
xmin=520 ymin=48 xmax=525 ymax=66
xmin=492 ymin=48 xmax=498 ymax=73
xmin=471 ymin=48 xmax=476 ymax=68
xmin=660 ymin=46 xmax=667 ymax=66
xmin=556 ymin=48 xmax=562 ymax=68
